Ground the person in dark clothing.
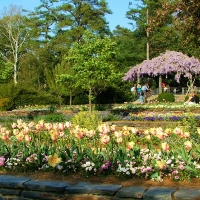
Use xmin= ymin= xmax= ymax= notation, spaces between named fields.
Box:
xmin=184 ymin=92 xmax=199 ymax=105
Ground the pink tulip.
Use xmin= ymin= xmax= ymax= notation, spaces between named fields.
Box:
xmin=11 ymin=123 xmax=17 ymax=129
xmin=86 ymin=130 xmax=95 ymax=138
xmin=16 ymin=133 xmax=24 ymax=141
xmin=100 ymin=135 xmax=110 ymax=145
xmin=2 ymin=133 xmax=9 ymax=141
xmin=116 ymin=137 xmax=122 ymax=143
xmin=114 ymin=131 xmax=122 ymax=138
xmin=13 ymin=129 xmax=19 ymax=135
xmin=65 ymin=121 xmax=72 ymax=128
xmin=161 ymin=142 xmax=169 ymax=151
xmin=58 ymin=123 xmax=65 ymax=131
xmin=98 ymin=124 xmax=110 ymax=135
xmin=25 ymin=135 xmax=32 ymax=142
xmin=110 ymin=125 xmax=116 ymax=132
xmin=184 ymin=132 xmax=190 ymax=138
xmin=126 ymin=141 xmax=135 ymax=150
xmin=184 ymin=141 xmax=192 ymax=149
xmin=50 ymin=132 xmax=57 ymax=141
xmin=130 ymin=127 xmax=139 ymax=134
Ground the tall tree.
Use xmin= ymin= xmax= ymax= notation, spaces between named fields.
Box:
xmin=0 ymin=4 xmax=29 ymax=84
xmin=53 ymin=0 xmax=112 ymax=54
xmin=148 ymin=0 xmax=200 ymax=58
xmin=126 ymin=0 xmax=177 ymax=58
xmin=66 ymin=30 xmax=121 ymax=112
xmin=56 ymin=56 xmax=78 ymax=106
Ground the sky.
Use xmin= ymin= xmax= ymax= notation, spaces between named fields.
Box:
xmin=0 ymin=0 xmax=133 ymax=31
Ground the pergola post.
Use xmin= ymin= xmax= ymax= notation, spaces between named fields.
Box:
xmin=159 ymin=75 xmax=162 ymax=94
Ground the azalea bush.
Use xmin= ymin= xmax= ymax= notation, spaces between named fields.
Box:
xmin=0 ymin=117 xmax=199 ymax=182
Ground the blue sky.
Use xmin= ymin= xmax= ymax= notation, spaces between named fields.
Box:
xmin=1 ymin=0 xmax=133 ymax=31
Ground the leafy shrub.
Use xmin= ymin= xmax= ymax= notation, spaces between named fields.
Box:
xmin=157 ymin=92 xmax=175 ymax=102
xmin=71 ymin=111 xmax=102 ymax=130
xmin=94 ymin=104 xmax=111 ymax=111
xmin=102 ymin=113 xmax=121 ymax=122
xmin=0 ymin=98 xmax=10 ymax=110
xmin=3 ymin=89 xmax=60 ymax=110
xmin=73 ymin=94 xmax=88 ymax=105
xmin=33 ymin=113 xmax=68 ymax=122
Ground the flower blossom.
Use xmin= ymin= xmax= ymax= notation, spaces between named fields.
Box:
xmin=161 ymin=142 xmax=169 ymax=151
xmin=48 ymin=154 xmax=62 ymax=167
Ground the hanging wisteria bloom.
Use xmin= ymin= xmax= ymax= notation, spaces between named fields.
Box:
xmin=123 ymin=50 xmax=200 ymax=83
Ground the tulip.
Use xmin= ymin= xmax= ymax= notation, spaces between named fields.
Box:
xmin=114 ymin=131 xmax=122 ymax=138
xmin=65 ymin=121 xmax=72 ymax=128
xmin=184 ymin=141 xmax=192 ymax=149
xmin=184 ymin=132 xmax=190 ymax=138
xmin=161 ymin=142 xmax=169 ymax=151
xmin=145 ymin=134 xmax=151 ymax=140
xmin=127 ymin=141 xmax=135 ymax=150
xmin=130 ymin=127 xmax=138 ymax=134
xmin=116 ymin=137 xmax=123 ymax=143
xmin=100 ymin=135 xmax=110 ymax=145
xmin=25 ymin=135 xmax=32 ymax=142
xmin=98 ymin=124 xmax=110 ymax=134
xmin=156 ymin=160 xmax=166 ymax=170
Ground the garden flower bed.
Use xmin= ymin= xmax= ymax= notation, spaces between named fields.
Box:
xmin=0 ymin=117 xmax=199 ymax=182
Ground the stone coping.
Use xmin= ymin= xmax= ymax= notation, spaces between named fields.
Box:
xmin=0 ymin=175 xmax=199 ymax=200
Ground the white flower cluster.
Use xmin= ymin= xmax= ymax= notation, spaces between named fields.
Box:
xmin=5 ymin=158 xmax=21 ymax=169
xmin=81 ymin=161 xmax=96 ymax=172
xmin=25 ymin=153 xmax=38 ymax=163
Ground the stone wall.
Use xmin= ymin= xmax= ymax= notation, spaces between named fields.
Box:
xmin=0 ymin=175 xmax=200 ymax=200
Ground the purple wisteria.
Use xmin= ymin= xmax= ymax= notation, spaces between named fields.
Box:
xmin=123 ymin=50 xmax=200 ymax=82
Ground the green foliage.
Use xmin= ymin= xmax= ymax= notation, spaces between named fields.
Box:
xmin=71 ymin=111 xmax=102 ymax=130
xmin=33 ymin=113 xmax=69 ymax=123
xmin=157 ymin=92 xmax=175 ymax=102
xmin=0 ymin=61 xmax=13 ymax=83
xmin=73 ymin=93 xmax=88 ymax=105
xmin=2 ymin=89 xmax=60 ymax=111
xmin=0 ymin=83 xmax=18 ymax=98
xmin=102 ymin=113 xmax=121 ymax=122
xmin=94 ymin=104 xmax=111 ymax=111
xmin=0 ymin=98 xmax=10 ymax=110
xmin=67 ymin=30 xmax=122 ymax=111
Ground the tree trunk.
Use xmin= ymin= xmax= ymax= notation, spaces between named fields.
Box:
xmin=70 ymin=91 xmax=72 ymax=106
xmin=88 ymin=86 xmax=92 ymax=114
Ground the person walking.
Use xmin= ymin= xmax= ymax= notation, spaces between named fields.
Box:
xmin=131 ymin=84 xmax=137 ymax=101
xmin=141 ymin=83 xmax=149 ymax=103
xmin=137 ymin=83 xmax=141 ymax=95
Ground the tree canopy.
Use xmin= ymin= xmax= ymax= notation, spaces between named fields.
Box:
xmin=123 ymin=50 xmax=200 ymax=83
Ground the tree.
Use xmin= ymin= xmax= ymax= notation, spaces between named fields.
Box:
xmin=147 ymin=0 xmax=200 ymax=58
xmin=56 ymin=56 xmax=78 ymax=106
xmin=126 ymin=0 xmax=177 ymax=59
xmin=51 ymin=0 xmax=112 ymax=56
xmin=66 ymin=30 xmax=121 ymax=112
xmin=0 ymin=4 xmax=29 ymax=84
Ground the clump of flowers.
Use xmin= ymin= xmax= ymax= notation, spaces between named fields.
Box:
xmin=0 ymin=118 xmax=198 ymax=182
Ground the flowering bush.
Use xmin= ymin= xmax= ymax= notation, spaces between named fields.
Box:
xmin=0 ymin=117 xmax=199 ymax=182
